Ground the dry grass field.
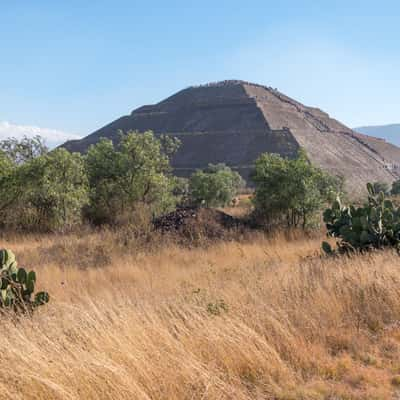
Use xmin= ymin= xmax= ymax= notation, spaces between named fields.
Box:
xmin=2 ymin=230 xmax=400 ymax=399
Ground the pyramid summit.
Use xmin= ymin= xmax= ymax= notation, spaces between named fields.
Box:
xmin=63 ymin=80 xmax=400 ymax=194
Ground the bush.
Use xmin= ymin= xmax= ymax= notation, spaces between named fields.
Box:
xmin=0 ymin=150 xmax=18 ymax=219
xmin=0 ymin=150 xmax=13 ymax=174
xmin=0 ymin=138 xmax=49 ymax=226
xmin=1 ymin=149 xmax=88 ymax=231
xmin=85 ymin=130 xmax=180 ymax=225
xmin=189 ymin=164 xmax=244 ymax=207
xmin=25 ymin=149 xmax=88 ymax=231
xmin=0 ymin=136 xmax=88 ymax=231
xmin=0 ymin=132 xmax=180 ymax=230
xmin=322 ymin=183 xmax=400 ymax=254
xmin=252 ymin=149 xmax=342 ymax=229
xmin=173 ymin=177 xmax=190 ymax=206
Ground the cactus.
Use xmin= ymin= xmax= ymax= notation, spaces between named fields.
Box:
xmin=322 ymin=183 xmax=400 ymax=254
xmin=0 ymin=249 xmax=49 ymax=312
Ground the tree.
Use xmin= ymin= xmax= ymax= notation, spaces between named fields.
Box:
xmin=25 ymin=149 xmax=88 ymax=230
xmin=251 ymin=149 xmax=342 ymax=229
xmin=173 ymin=177 xmax=190 ymax=206
xmin=0 ymin=150 xmax=13 ymax=174
xmin=0 ymin=149 xmax=88 ymax=231
xmin=0 ymin=135 xmax=48 ymax=165
xmin=0 ymin=151 xmax=16 ymax=219
xmin=85 ymin=130 xmax=180 ymax=224
xmin=0 ymin=136 xmax=49 ymax=221
xmin=0 ymin=150 xmax=14 ymax=191
xmin=189 ymin=164 xmax=245 ymax=207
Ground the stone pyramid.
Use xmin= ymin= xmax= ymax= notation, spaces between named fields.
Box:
xmin=63 ymin=80 xmax=400 ymax=194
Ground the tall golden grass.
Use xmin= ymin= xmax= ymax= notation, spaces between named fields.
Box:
xmin=1 ymin=230 xmax=400 ymax=399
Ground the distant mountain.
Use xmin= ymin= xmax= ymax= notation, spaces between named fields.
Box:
xmin=63 ymin=80 xmax=400 ymax=194
xmin=354 ymin=124 xmax=400 ymax=146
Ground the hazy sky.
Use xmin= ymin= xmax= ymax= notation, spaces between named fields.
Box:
xmin=1 ymin=1 xmax=399 ymax=144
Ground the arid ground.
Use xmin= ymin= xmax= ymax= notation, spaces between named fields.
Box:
xmin=1 ymin=230 xmax=400 ymax=399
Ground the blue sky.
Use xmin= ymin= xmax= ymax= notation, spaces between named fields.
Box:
xmin=1 ymin=1 xmax=399 ymax=145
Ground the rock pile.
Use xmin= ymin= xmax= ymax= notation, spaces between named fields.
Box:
xmin=153 ymin=207 xmax=242 ymax=242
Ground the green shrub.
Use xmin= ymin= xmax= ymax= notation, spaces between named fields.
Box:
xmin=0 ymin=249 xmax=49 ymax=312
xmin=1 ymin=148 xmax=88 ymax=231
xmin=189 ymin=164 xmax=244 ymax=207
xmin=252 ymin=149 xmax=343 ymax=229
xmin=173 ymin=177 xmax=190 ymax=206
xmin=0 ymin=151 xmax=18 ymax=221
xmin=85 ymin=130 xmax=180 ymax=225
xmin=23 ymin=148 xmax=89 ymax=231
xmin=322 ymin=183 xmax=400 ymax=254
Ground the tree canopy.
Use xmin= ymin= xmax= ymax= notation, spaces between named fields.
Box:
xmin=85 ymin=130 xmax=180 ymax=224
xmin=0 ymin=148 xmax=88 ymax=231
xmin=252 ymin=149 xmax=343 ymax=229
xmin=189 ymin=163 xmax=244 ymax=207
xmin=0 ymin=135 xmax=48 ymax=165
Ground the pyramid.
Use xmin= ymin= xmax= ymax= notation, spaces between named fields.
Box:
xmin=63 ymin=80 xmax=400 ymax=194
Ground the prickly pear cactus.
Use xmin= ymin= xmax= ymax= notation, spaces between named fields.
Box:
xmin=0 ymin=249 xmax=49 ymax=312
xmin=322 ymin=183 xmax=400 ymax=254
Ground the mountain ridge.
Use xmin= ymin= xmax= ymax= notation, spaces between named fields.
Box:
xmin=354 ymin=124 xmax=400 ymax=146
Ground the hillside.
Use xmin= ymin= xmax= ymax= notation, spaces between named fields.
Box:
xmin=63 ymin=80 xmax=400 ymax=194
xmin=355 ymin=124 xmax=400 ymax=146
